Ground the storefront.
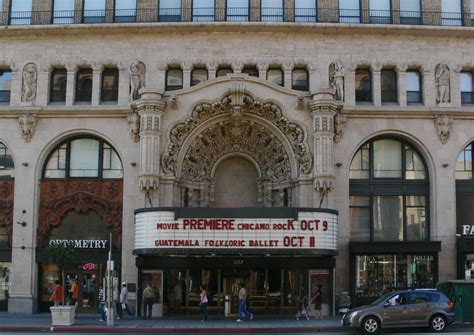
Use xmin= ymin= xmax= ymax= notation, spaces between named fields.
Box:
xmin=455 ymin=191 xmax=474 ymax=279
xmin=134 ymin=207 xmax=338 ymax=317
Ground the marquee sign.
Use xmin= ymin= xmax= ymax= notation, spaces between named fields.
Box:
xmin=134 ymin=209 xmax=338 ymax=255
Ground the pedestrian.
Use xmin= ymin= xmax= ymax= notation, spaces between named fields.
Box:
xmin=310 ymin=284 xmax=323 ymax=320
xmin=117 ymin=282 xmax=134 ymax=320
xmin=142 ymin=283 xmax=155 ymax=319
xmin=49 ymin=280 xmax=63 ymax=306
xmin=174 ymin=281 xmax=182 ymax=313
xmin=236 ymin=282 xmax=253 ymax=322
xmin=98 ymin=284 xmax=106 ymax=321
xmin=68 ymin=278 xmax=79 ymax=315
xmin=199 ymin=285 xmax=208 ymax=321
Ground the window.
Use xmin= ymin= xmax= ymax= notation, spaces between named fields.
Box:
xmin=261 ymin=0 xmax=283 ymax=22
xmin=441 ymin=0 xmax=462 ymax=26
xmin=292 ymin=68 xmax=309 ymax=91
xmin=295 ymin=0 xmax=316 ymax=22
xmin=339 ymin=0 xmax=360 ymax=23
xmin=43 ymin=137 xmax=123 ymax=179
xmin=101 ymin=68 xmax=119 ymax=103
xmin=10 ymin=0 xmax=32 ymax=25
xmin=373 ymin=139 xmax=402 ymax=178
xmin=166 ymin=68 xmax=183 ymax=91
xmin=53 ymin=0 xmax=75 ymax=24
xmin=83 ymin=0 xmax=106 ymax=23
xmin=49 ymin=69 xmax=67 ymax=103
xmin=0 ymin=70 xmax=12 ymax=103
xmin=472 ymin=0 xmax=474 ymax=25
xmin=461 ymin=72 xmax=474 ymax=105
xmin=227 ymin=0 xmax=249 ymax=21
xmin=381 ymin=69 xmax=397 ymax=103
xmin=355 ymin=69 xmax=372 ymax=103
xmin=456 ymin=143 xmax=473 ymax=180
xmin=191 ymin=68 xmax=208 ymax=86
xmin=406 ymin=71 xmax=422 ymax=104
xmin=349 ymin=143 xmax=370 ymax=179
xmin=115 ymin=0 xmax=136 ymax=23
xmin=242 ymin=66 xmax=259 ymax=77
xmin=400 ymin=0 xmax=421 ymax=25
xmin=349 ymin=196 xmax=371 ymax=241
xmin=267 ymin=68 xmax=284 ymax=86
xmin=192 ymin=0 xmax=215 ymax=21
xmin=0 ymin=142 xmax=14 ymax=177
xmin=369 ymin=0 xmax=391 ymax=24
xmin=75 ymin=69 xmax=93 ymax=103
xmin=216 ymin=66 xmax=233 ymax=77
xmin=159 ymin=0 xmax=182 ymax=22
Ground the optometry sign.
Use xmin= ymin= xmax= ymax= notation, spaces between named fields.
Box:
xmin=49 ymin=239 xmax=107 ymax=249
xmin=134 ymin=209 xmax=338 ymax=255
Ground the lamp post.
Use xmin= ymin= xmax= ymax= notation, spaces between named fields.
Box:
xmin=106 ymin=233 xmax=114 ymax=326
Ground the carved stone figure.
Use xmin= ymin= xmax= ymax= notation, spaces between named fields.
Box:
xmin=169 ymin=95 xmax=179 ymax=109
xmin=18 ymin=113 xmax=37 ymax=143
xmin=129 ymin=60 xmax=146 ymax=101
xmin=329 ymin=61 xmax=344 ymax=102
xmin=334 ymin=112 xmax=347 ymax=143
xmin=295 ymin=95 xmax=305 ymax=110
xmin=434 ymin=114 xmax=453 ymax=144
xmin=21 ymin=63 xmax=37 ymax=102
xmin=435 ymin=64 xmax=450 ymax=104
xmin=127 ymin=112 xmax=140 ymax=142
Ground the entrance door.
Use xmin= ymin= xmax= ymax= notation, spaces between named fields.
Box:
xmin=223 ymin=275 xmax=247 ymax=316
xmin=65 ymin=269 xmax=100 ymax=313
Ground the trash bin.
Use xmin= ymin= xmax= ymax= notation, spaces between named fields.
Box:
xmin=224 ymin=295 xmax=231 ymax=317
xmin=437 ymin=280 xmax=474 ymax=322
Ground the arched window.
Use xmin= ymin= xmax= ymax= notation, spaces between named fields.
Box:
xmin=0 ymin=142 xmax=14 ymax=177
xmin=267 ymin=68 xmax=284 ymax=86
xmin=166 ymin=68 xmax=183 ymax=91
xmin=191 ymin=68 xmax=208 ymax=86
xmin=50 ymin=69 xmax=67 ymax=103
xmin=456 ymin=143 xmax=474 ymax=180
xmin=349 ymin=137 xmax=429 ymax=242
xmin=292 ymin=68 xmax=309 ymax=91
xmin=43 ymin=137 xmax=123 ymax=179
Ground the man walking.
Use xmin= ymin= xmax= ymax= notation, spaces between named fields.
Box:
xmin=98 ymin=284 xmax=106 ymax=321
xmin=236 ymin=282 xmax=253 ymax=322
xmin=142 ymin=283 xmax=155 ymax=319
xmin=49 ymin=280 xmax=63 ymax=306
xmin=117 ymin=282 xmax=134 ymax=319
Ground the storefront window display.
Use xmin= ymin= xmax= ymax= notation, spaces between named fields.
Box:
xmin=0 ymin=263 xmax=11 ymax=311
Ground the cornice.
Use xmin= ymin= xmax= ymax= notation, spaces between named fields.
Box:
xmin=343 ymin=106 xmax=474 ymax=119
xmin=0 ymin=105 xmax=132 ymax=118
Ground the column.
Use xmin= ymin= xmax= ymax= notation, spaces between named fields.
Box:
xmin=232 ymin=62 xmax=243 ymax=74
xmin=207 ymin=62 xmax=217 ymax=80
xmin=8 ymin=66 xmax=20 ymax=107
xmin=91 ymin=64 xmax=103 ymax=106
xmin=423 ymin=69 xmax=436 ymax=108
xmin=309 ymin=63 xmax=322 ymax=94
xmin=451 ymin=66 xmax=461 ymax=108
xmin=372 ymin=64 xmax=382 ymax=107
xmin=257 ymin=61 xmax=268 ymax=80
xmin=118 ymin=64 xmax=129 ymax=105
xmin=182 ymin=63 xmax=192 ymax=90
xmin=65 ymin=64 xmax=76 ymax=106
xmin=36 ymin=67 xmax=50 ymax=106
xmin=283 ymin=62 xmax=293 ymax=90
xmin=396 ymin=64 xmax=407 ymax=107
xmin=345 ymin=64 xmax=356 ymax=107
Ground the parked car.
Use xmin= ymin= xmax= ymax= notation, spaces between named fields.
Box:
xmin=342 ymin=289 xmax=455 ymax=334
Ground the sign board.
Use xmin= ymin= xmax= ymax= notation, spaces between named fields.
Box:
xmin=134 ymin=210 xmax=337 ymax=253
xmin=49 ymin=239 xmax=107 ymax=249
xmin=82 ymin=263 xmax=96 ymax=271
xmin=462 ymin=225 xmax=474 ymax=236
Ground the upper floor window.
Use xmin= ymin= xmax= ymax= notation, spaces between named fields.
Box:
xmin=217 ymin=66 xmax=233 ymax=77
xmin=49 ymin=69 xmax=67 ymax=103
xmin=166 ymin=68 xmax=183 ymax=91
xmin=355 ymin=68 xmax=372 ymax=103
xmin=115 ymin=0 xmax=137 ymax=23
xmin=460 ymin=72 xmax=474 ymax=105
xmin=295 ymin=0 xmax=317 ymax=22
xmin=10 ymin=0 xmax=32 ymax=25
xmin=369 ymin=0 xmax=391 ymax=24
xmin=0 ymin=70 xmax=12 ymax=104
xmin=400 ymin=0 xmax=421 ymax=25
xmin=261 ymin=0 xmax=284 ymax=22
xmin=83 ymin=0 xmax=106 ymax=23
xmin=406 ymin=70 xmax=422 ymax=104
xmin=101 ymin=68 xmax=119 ymax=103
xmin=43 ymin=137 xmax=123 ymax=179
xmin=292 ymin=68 xmax=309 ymax=91
xmin=159 ymin=0 xmax=182 ymax=22
xmin=192 ymin=0 xmax=215 ymax=22
xmin=441 ymin=0 xmax=462 ymax=26
xmin=381 ymin=69 xmax=397 ymax=104
xmin=456 ymin=143 xmax=473 ymax=180
xmin=75 ymin=68 xmax=93 ymax=103
xmin=0 ymin=142 xmax=14 ymax=177
xmin=339 ymin=0 xmax=360 ymax=23
xmin=191 ymin=67 xmax=208 ymax=86
xmin=227 ymin=0 xmax=249 ymax=21
xmin=53 ymin=0 xmax=75 ymax=24
xmin=242 ymin=66 xmax=259 ymax=77
xmin=267 ymin=68 xmax=284 ymax=86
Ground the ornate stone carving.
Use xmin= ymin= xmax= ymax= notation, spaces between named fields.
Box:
xmin=18 ymin=113 xmax=37 ymax=143
xmin=435 ymin=63 xmax=450 ymax=104
xmin=0 ymin=179 xmax=14 ymax=244
xmin=295 ymin=95 xmax=305 ymax=110
xmin=162 ymin=93 xmax=312 ymax=177
xmin=334 ymin=111 xmax=347 ymax=143
xmin=329 ymin=61 xmax=344 ymax=102
xmin=434 ymin=114 xmax=453 ymax=144
xmin=129 ymin=60 xmax=146 ymax=101
xmin=127 ymin=112 xmax=140 ymax=142
xmin=37 ymin=179 xmax=123 ymax=247
xmin=22 ymin=62 xmax=37 ymax=102
xmin=169 ymin=95 xmax=179 ymax=109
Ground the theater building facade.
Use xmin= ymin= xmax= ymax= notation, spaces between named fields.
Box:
xmin=1 ymin=0 xmax=474 ymax=315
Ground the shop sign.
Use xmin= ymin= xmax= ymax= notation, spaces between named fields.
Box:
xmin=135 ymin=210 xmax=337 ymax=252
xmin=49 ymin=239 xmax=107 ymax=249
xmin=82 ymin=263 xmax=96 ymax=270
xmin=462 ymin=225 xmax=474 ymax=236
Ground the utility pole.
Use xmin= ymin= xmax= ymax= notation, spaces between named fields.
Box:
xmin=106 ymin=233 xmax=114 ymax=326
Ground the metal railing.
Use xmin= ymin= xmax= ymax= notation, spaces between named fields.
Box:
xmin=0 ymin=8 xmax=473 ymax=27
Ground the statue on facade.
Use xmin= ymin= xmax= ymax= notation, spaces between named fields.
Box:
xmin=21 ymin=63 xmax=37 ymax=102
xmin=18 ymin=113 xmax=37 ymax=143
xmin=129 ymin=60 xmax=146 ymax=101
xmin=434 ymin=114 xmax=453 ymax=144
xmin=329 ymin=61 xmax=344 ymax=102
xmin=435 ymin=64 xmax=450 ymax=104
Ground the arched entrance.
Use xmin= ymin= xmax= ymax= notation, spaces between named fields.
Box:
xmin=214 ymin=156 xmax=258 ymax=207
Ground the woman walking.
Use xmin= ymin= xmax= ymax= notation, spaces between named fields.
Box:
xmin=199 ymin=285 xmax=208 ymax=321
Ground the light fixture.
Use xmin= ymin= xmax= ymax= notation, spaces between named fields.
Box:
xmin=17 ymin=221 xmax=27 ymax=227
xmin=442 ymin=163 xmax=449 ymax=168
xmin=22 ymin=162 xmax=28 ymax=167
xmin=335 ymin=162 xmax=343 ymax=167
xmin=131 ymin=162 xmax=137 ymax=167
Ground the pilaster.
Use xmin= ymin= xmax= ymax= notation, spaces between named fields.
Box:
xmin=36 ymin=68 xmax=50 ymax=106
xmin=182 ymin=63 xmax=192 ymax=89
xmin=92 ymin=64 xmax=103 ymax=106
xmin=423 ymin=69 xmax=436 ymax=107
xmin=65 ymin=64 xmax=76 ymax=106
xmin=372 ymin=64 xmax=382 ymax=107
xmin=451 ymin=66 xmax=461 ymax=108
xmin=345 ymin=65 xmax=356 ymax=107
xmin=283 ymin=62 xmax=293 ymax=90
xmin=118 ymin=64 xmax=129 ymax=105
xmin=396 ymin=64 xmax=407 ymax=107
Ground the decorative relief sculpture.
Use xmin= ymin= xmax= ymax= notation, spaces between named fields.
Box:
xmin=21 ymin=63 xmax=37 ymax=102
xmin=18 ymin=113 xmax=37 ymax=143
xmin=329 ymin=61 xmax=344 ymax=102
xmin=435 ymin=64 xmax=450 ymax=104
xmin=295 ymin=96 xmax=305 ymax=110
xmin=334 ymin=112 xmax=347 ymax=143
xmin=169 ymin=95 xmax=179 ymax=109
xmin=162 ymin=93 xmax=312 ymax=178
xmin=129 ymin=60 xmax=146 ymax=101
xmin=127 ymin=112 xmax=140 ymax=142
xmin=434 ymin=114 xmax=453 ymax=144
